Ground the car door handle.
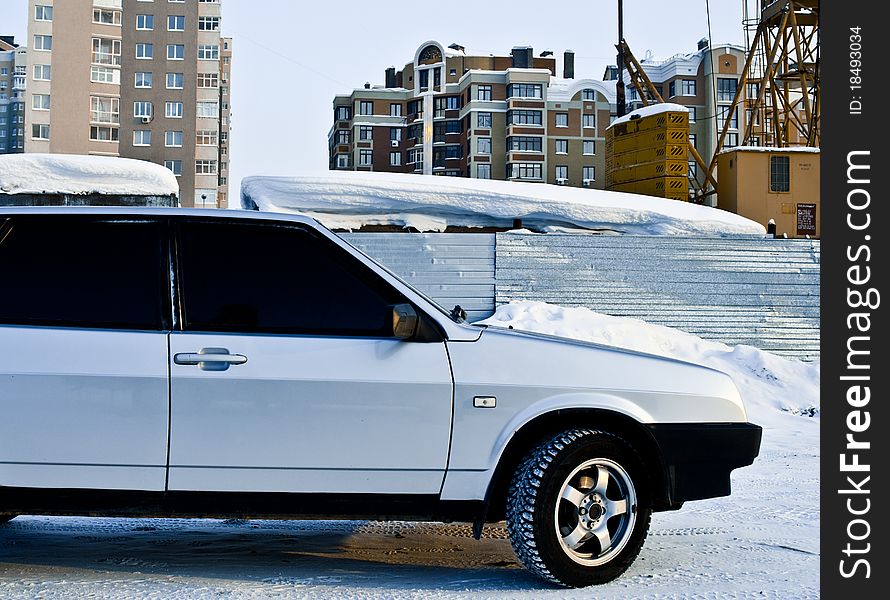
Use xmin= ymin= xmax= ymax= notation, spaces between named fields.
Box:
xmin=174 ymin=348 xmax=247 ymax=371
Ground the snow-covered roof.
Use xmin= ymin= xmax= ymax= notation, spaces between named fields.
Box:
xmin=608 ymin=103 xmax=689 ymax=129
xmin=241 ymin=172 xmax=765 ymax=237
xmin=718 ymin=145 xmax=820 ymax=155
xmin=0 ymin=154 xmax=179 ymax=197
xmin=548 ymin=77 xmax=617 ymax=103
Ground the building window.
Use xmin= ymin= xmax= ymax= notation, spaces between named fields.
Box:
xmin=477 ymin=85 xmax=492 ymax=101
xmin=89 ymin=126 xmax=118 ymax=142
xmin=196 ymin=101 xmax=218 ymax=118
xmin=477 ymin=112 xmax=492 ymax=128
xmin=35 ymin=5 xmax=52 ymax=21
xmin=165 ymin=131 xmax=183 ymax=147
xmin=555 ymin=112 xmax=568 ymax=127
xmin=582 ymin=113 xmax=595 ymax=129
xmin=90 ymin=66 xmax=119 ymax=84
xmin=389 ymin=151 xmax=401 ymax=166
xmin=358 ymin=126 xmax=372 ymax=140
xmin=746 ymin=82 xmax=760 ymax=99
xmin=134 ymin=72 xmax=152 ymax=88
xmin=32 ymin=94 xmax=51 ymax=111
xmin=33 ymin=64 xmax=51 ymax=81
xmin=718 ymin=105 xmax=739 ymax=130
xmin=196 ymin=130 xmax=218 ymax=145
xmin=336 ymin=154 xmax=350 ymax=168
xmin=31 ymin=124 xmax=50 ymax=140
xmin=717 ymin=78 xmax=737 ymax=103
xmin=555 ymin=139 xmax=568 ymax=154
xmin=389 ymin=127 xmax=401 ymax=143
xmin=133 ymin=130 xmax=152 ymax=146
xmin=555 ymin=165 xmax=568 ymax=180
xmin=583 ymin=166 xmax=595 ymax=182
xmin=476 ymin=164 xmax=491 ymax=179
xmin=167 ymin=44 xmax=185 ymax=60
xmin=359 ymin=149 xmax=372 ymax=166
xmin=163 ymin=101 xmax=182 ymax=118
xmin=582 ymin=89 xmax=596 ymax=101
xmin=198 ymin=16 xmax=221 ymax=31
xmin=336 ymin=130 xmax=349 ymax=144
xmin=583 ymin=140 xmax=595 ymax=155
xmin=770 ymin=155 xmax=790 ymax=192
xmin=168 ymin=15 xmax=185 ymax=31
xmin=688 ymin=161 xmax=698 ymax=178
xmin=133 ymin=101 xmax=153 ymax=118
xmin=477 ymin=137 xmax=491 ymax=155
xmin=725 ymin=133 xmax=739 ymax=147
xmin=90 ymin=96 xmax=119 ymax=123
xmin=165 ymin=160 xmax=182 ymax=176
xmin=681 ymin=79 xmax=696 ymax=95
xmin=750 ymin=136 xmax=761 ymax=147
xmin=94 ymin=38 xmax=122 ymax=64
xmin=197 ymin=73 xmax=218 ymax=88
xmin=135 ymin=43 xmax=153 ymax=60
xmin=390 ymin=103 xmax=402 ymax=117
xmin=92 ymin=9 xmax=121 ymax=25
xmin=136 ymin=14 xmax=154 ymax=30
xmin=508 ymin=163 xmax=543 ymax=180
xmin=688 ymin=107 xmax=697 ymax=122
xmin=336 ymin=106 xmax=351 ymax=121
xmin=34 ymin=35 xmax=52 ymax=51
xmin=508 ymin=136 xmax=542 ymax=152
xmin=198 ymin=45 xmax=219 ymax=60
xmin=689 ymin=133 xmax=697 ymax=149
xmin=507 ymin=83 xmax=542 ymax=98
xmin=196 ymin=160 xmax=218 ymax=175
xmin=507 ymin=110 xmax=542 ymax=126
xmin=359 ymin=100 xmax=373 ymax=115
xmin=166 ymin=72 xmax=184 ymax=89
xmin=668 ymin=81 xmax=676 ymax=98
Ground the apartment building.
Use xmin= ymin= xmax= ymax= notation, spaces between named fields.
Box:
xmin=0 ymin=37 xmax=27 ymax=154
xmin=618 ymin=39 xmax=775 ymax=193
xmin=330 ymin=41 xmax=617 ymax=189
xmin=25 ymin=0 xmax=232 ymax=207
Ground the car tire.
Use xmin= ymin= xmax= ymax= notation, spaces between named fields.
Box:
xmin=506 ymin=428 xmax=652 ymax=587
xmin=0 ymin=514 xmax=15 ymax=525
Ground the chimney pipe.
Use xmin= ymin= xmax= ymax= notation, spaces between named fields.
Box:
xmin=563 ymin=50 xmax=575 ymax=79
xmin=385 ymin=66 xmax=396 ymax=88
xmin=511 ymin=46 xmax=533 ymax=68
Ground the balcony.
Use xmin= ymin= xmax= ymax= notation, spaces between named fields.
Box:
xmin=92 ymin=52 xmax=121 ymax=66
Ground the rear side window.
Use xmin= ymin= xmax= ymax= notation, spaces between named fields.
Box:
xmin=177 ymin=221 xmax=405 ymax=336
xmin=0 ymin=216 xmax=167 ymax=330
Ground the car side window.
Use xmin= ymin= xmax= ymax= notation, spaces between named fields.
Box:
xmin=0 ymin=216 xmax=167 ymax=330
xmin=177 ymin=221 xmax=406 ymax=336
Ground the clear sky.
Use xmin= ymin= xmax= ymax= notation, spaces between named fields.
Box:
xmin=0 ymin=0 xmax=754 ymax=203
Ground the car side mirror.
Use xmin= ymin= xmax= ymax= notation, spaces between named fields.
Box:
xmin=392 ymin=304 xmax=419 ymax=340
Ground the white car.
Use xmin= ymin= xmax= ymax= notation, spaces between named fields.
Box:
xmin=0 ymin=207 xmax=761 ymax=587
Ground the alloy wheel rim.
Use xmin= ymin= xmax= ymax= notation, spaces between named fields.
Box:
xmin=554 ymin=457 xmax=637 ymax=566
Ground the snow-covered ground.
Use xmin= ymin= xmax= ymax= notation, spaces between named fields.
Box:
xmin=0 ymin=303 xmax=818 ymax=599
xmin=241 ymin=172 xmax=766 ymax=236
xmin=0 ymin=154 xmax=179 ymax=197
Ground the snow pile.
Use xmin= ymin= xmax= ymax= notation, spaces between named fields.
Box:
xmin=241 ymin=172 xmax=765 ymax=236
xmin=607 ymin=102 xmax=690 ymax=129
xmin=0 ymin=154 xmax=179 ymax=197
xmin=718 ymin=145 xmax=820 ymax=155
xmin=478 ymin=301 xmax=819 ymax=430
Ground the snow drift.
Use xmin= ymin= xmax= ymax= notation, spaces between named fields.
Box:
xmin=0 ymin=154 xmax=179 ymax=197
xmin=241 ymin=172 xmax=765 ymax=236
xmin=478 ymin=301 xmax=819 ymax=430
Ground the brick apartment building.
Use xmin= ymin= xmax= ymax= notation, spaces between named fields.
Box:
xmin=329 ymin=41 xmax=617 ymax=189
xmin=24 ymin=0 xmax=232 ymax=207
xmin=0 ymin=37 xmax=27 ymax=154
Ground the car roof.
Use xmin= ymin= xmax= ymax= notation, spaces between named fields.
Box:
xmin=0 ymin=206 xmax=318 ymax=226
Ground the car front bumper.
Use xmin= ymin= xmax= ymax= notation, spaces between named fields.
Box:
xmin=648 ymin=422 xmax=763 ymax=506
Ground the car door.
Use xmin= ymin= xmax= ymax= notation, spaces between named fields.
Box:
xmin=167 ymin=218 xmax=454 ymax=495
xmin=0 ymin=215 xmax=170 ymax=491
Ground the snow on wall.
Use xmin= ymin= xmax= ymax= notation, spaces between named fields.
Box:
xmin=607 ymin=102 xmax=689 ymax=129
xmin=0 ymin=154 xmax=179 ymax=197
xmin=241 ymin=172 xmax=765 ymax=236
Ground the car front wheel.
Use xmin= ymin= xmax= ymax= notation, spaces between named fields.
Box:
xmin=506 ymin=428 xmax=652 ymax=587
